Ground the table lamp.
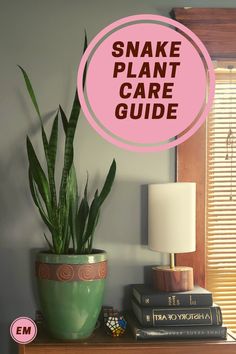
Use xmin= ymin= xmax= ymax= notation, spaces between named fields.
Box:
xmin=148 ymin=182 xmax=196 ymax=292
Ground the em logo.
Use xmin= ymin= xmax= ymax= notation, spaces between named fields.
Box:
xmin=10 ymin=317 xmax=37 ymax=344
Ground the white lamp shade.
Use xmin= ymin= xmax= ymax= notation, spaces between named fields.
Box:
xmin=148 ymin=183 xmax=196 ymax=253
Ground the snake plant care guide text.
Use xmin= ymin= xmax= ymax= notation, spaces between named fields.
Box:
xmin=77 ymin=14 xmax=215 ymax=151
xmin=112 ymin=40 xmax=181 ymax=120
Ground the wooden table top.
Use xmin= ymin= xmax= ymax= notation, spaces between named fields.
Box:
xmin=19 ymin=325 xmax=236 ymax=354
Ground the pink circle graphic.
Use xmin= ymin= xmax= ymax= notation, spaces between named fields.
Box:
xmin=10 ymin=317 xmax=37 ymax=344
xmin=77 ymin=15 xmax=215 ymax=152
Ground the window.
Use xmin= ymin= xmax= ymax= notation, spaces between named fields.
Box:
xmin=173 ymin=8 xmax=236 ymax=332
xmin=206 ymin=63 xmax=236 ymax=332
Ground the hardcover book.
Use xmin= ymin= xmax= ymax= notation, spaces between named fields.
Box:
xmin=132 ymin=284 xmax=213 ymax=307
xmin=127 ymin=313 xmax=227 ymax=340
xmin=132 ymin=299 xmax=223 ymax=327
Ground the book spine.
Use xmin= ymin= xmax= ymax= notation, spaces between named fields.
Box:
xmin=132 ymin=301 xmax=222 ymax=327
xmin=133 ymin=288 xmax=212 ymax=307
xmin=134 ymin=326 xmax=227 ymax=340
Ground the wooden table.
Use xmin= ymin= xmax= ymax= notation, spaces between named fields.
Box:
xmin=19 ymin=326 xmax=236 ymax=354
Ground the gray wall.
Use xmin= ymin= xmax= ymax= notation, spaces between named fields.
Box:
xmin=1 ymin=1 xmax=236 ymax=353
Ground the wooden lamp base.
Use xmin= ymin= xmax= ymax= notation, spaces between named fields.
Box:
xmin=152 ymin=266 xmax=194 ymax=292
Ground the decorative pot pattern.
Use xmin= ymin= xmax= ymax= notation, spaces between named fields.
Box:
xmin=36 ymin=250 xmax=107 ymax=340
xmin=36 ymin=260 xmax=107 ymax=281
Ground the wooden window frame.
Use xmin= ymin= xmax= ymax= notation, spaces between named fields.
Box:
xmin=173 ymin=8 xmax=236 ymax=287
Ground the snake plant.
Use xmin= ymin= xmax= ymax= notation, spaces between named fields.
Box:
xmin=19 ymin=51 xmax=116 ymax=255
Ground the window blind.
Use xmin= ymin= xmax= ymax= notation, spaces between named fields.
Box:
xmin=206 ymin=65 xmax=236 ymax=332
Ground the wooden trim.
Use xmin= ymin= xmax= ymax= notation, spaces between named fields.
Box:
xmin=172 ymin=8 xmax=236 ymax=59
xmin=20 ymin=328 xmax=236 ymax=354
xmin=173 ymin=8 xmax=236 ymax=287
xmin=19 ymin=344 xmax=236 ymax=354
xmin=176 ymin=123 xmax=206 ymax=288
xmin=173 ymin=8 xmax=236 ymax=23
xmin=18 ymin=344 xmax=25 ymax=354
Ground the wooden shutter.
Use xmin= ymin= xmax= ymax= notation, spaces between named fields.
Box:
xmin=206 ymin=64 xmax=236 ymax=332
xmin=173 ymin=9 xmax=236 ymax=331
xmin=174 ymin=7 xmax=236 ymax=289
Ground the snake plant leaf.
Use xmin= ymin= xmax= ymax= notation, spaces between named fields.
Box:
xmin=60 ymin=199 xmax=70 ymax=253
xmin=76 ymin=184 xmax=89 ymax=253
xmin=43 ymin=233 xmax=54 ymax=252
xmin=67 ymin=166 xmax=78 ymax=202
xmin=48 ymin=112 xmax=59 ymax=174
xmin=59 ymin=105 xmax=78 ymax=248
xmin=58 ymin=31 xmax=87 ymax=215
xmin=83 ymin=31 xmax=88 ymax=88
xmin=60 ymin=206 xmax=71 ymax=254
xmin=58 ymin=91 xmax=80 ymax=214
xmin=87 ymin=210 xmax=100 ymax=253
xmin=19 ymin=66 xmax=58 ymax=210
xmin=94 ymin=189 xmax=99 ymax=199
xmin=83 ymin=30 xmax=88 ymax=55
xmin=26 ymin=136 xmax=51 ymax=214
xmin=67 ymin=166 xmax=78 ymax=253
xmin=84 ymin=172 xmax=88 ymax=199
xmin=41 ymin=128 xmax=57 ymax=210
xmin=58 ymin=168 xmax=78 ymax=254
xmin=98 ymin=159 xmax=116 ymax=205
xmin=64 ymin=225 xmax=71 ymax=254
xmin=69 ymin=90 xmax=81 ymax=125
xmin=76 ymin=199 xmax=89 ymax=253
xmin=59 ymin=105 xmax=68 ymax=135
xmin=28 ymin=169 xmax=54 ymax=232
xmin=81 ymin=190 xmax=100 ymax=251
xmin=29 ymin=171 xmax=59 ymax=254
xmin=18 ymin=65 xmax=42 ymax=123
xmin=82 ymin=160 xmax=116 ymax=252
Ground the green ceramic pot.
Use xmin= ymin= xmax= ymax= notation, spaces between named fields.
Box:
xmin=35 ymin=249 xmax=107 ymax=340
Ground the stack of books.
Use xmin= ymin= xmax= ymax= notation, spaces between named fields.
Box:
xmin=129 ymin=284 xmax=227 ymax=340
